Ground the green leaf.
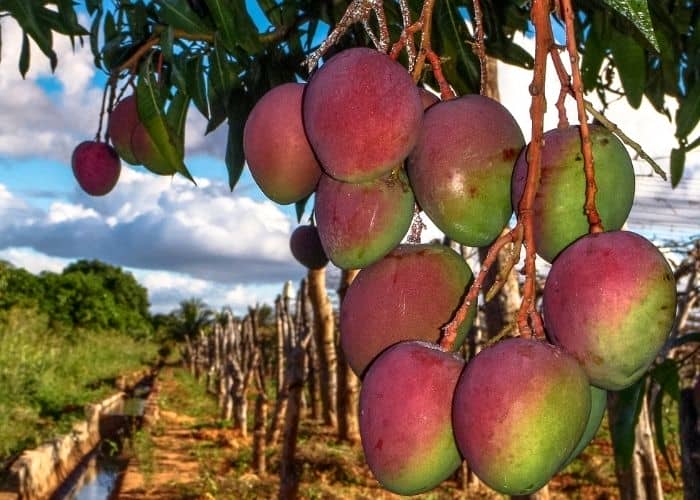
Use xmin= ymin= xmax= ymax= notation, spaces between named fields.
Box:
xmin=158 ymin=0 xmax=212 ymax=35
xmin=295 ymin=194 xmax=311 ymax=223
xmin=652 ymin=388 xmax=676 ymax=480
xmin=675 ymin=82 xmax=700 ymax=140
xmin=610 ymin=30 xmax=646 ymax=108
xmin=223 ymin=0 xmax=262 ymax=54
xmin=650 ymin=360 xmax=679 ymax=479
xmin=602 ymin=0 xmax=659 ymax=51
xmin=669 ymin=332 xmax=700 ymax=349
xmin=582 ymin=17 xmax=607 ymax=91
xmin=225 ymin=89 xmax=253 ymax=191
xmin=90 ymin=11 xmax=103 ymax=68
xmin=186 ymin=56 xmax=209 ymax=119
xmin=208 ymin=41 xmax=237 ymax=106
xmin=166 ymin=89 xmax=191 ymax=155
xmin=19 ymin=31 xmax=30 ymax=78
xmin=161 ymin=25 xmax=175 ymax=63
xmin=610 ymin=378 xmax=646 ymax=468
xmin=203 ymin=0 xmax=238 ymax=51
xmin=4 ymin=0 xmax=57 ymax=71
xmin=670 ymin=147 xmax=686 ymax=188
xmin=136 ymin=65 xmax=195 ymax=183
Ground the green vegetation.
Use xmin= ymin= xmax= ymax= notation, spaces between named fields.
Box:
xmin=0 ymin=259 xmax=152 ymax=339
xmin=0 ymin=258 xmax=158 ymax=466
xmin=0 ymin=305 xmax=159 ymax=463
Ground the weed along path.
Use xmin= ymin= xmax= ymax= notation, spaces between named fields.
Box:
xmin=116 ymin=366 xmax=241 ymax=498
xmin=113 ymin=364 xmax=662 ymax=499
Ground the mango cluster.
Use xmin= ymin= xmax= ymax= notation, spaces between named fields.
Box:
xmin=243 ymin=47 xmax=677 ymax=496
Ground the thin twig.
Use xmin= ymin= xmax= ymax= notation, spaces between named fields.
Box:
xmin=472 ymin=0 xmax=488 ymax=95
xmin=561 ymin=0 xmax=603 ymax=234
xmin=516 ymin=0 xmax=550 ymax=339
xmin=440 ymin=225 xmax=524 ymax=350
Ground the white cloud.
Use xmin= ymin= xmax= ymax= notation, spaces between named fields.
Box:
xmin=0 ymin=169 xmax=307 ymax=284
xmin=0 ymin=247 xmax=69 ymax=274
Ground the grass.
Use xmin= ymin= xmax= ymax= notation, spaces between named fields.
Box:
xmin=0 ymin=306 xmax=159 ymax=465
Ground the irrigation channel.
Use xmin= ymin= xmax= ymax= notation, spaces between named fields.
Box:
xmin=51 ymin=381 xmax=153 ymax=500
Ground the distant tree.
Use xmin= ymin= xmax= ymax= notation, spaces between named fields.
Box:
xmin=169 ymin=297 xmax=213 ymax=342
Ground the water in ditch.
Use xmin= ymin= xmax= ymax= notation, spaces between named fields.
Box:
xmin=51 ymin=385 xmax=151 ymax=500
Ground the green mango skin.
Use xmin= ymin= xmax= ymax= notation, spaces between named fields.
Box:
xmin=359 ymin=341 xmax=464 ymax=495
xmin=243 ymin=83 xmax=322 ymax=204
xmin=452 ymin=338 xmax=591 ymax=496
xmin=107 ymin=95 xmax=140 ymax=165
xmin=544 ymin=231 xmax=677 ymax=390
xmin=511 ymin=124 xmax=635 ymax=263
xmin=131 ymin=122 xmax=177 ymax=176
xmin=303 ymin=48 xmax=423 ymax=183
xmin=314 ymin=170 xmax=414 ymax=270
xmin=407 ymin=95 xmax=525 ymax=247
xmin=340 ymin=243 xmax=475 ymax=377
xmin=562 ymin=386 xmax=607 ymax=467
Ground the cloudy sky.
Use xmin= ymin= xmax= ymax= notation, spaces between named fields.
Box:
xmin=0 ymin=15 xmax=697 ymax=314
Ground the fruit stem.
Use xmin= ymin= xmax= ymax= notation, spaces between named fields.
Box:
xmin=515 ymin=0 xmax=550 ymax=340
xmin=549 ymin=46 xmax=667 ymax=181
xmin=472 ymin=0 xmax=488 ymax=96
xmin=548 ymin=44 xmax=570 ymax=128
xmin=115 ymin=29 xmax=214 ymax=74
xmin=439 ymin=225 xmax=523 ymax=351
xmin=561 ymin=0 xmax=604 ymax=234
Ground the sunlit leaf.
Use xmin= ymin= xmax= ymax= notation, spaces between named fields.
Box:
xmin=602 ymin=0 xmax=659 ymax=51
xmin=136 ymin=65 xmax=194 ymax=183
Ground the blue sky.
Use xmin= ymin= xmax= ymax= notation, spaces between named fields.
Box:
xmin=0 ymin=9 xmax=697 ymax=314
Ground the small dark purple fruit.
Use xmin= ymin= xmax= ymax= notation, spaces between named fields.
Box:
xmin=289 ymin=225 xmax=329 ymax=269
xmin=71 ymin=141 xmax=121 ymax=196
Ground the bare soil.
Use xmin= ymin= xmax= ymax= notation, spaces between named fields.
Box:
xmin=114 ymin=367 xmax=683 ymax=500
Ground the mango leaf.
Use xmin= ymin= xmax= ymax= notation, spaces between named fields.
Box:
xmin=258 ymin=0 xmax=283 ymax=26
xmin=89 ymin=11 xmax=103 ymax=68
xmin=186 ymin=56 xmax=209 ymax=119
xmin=669 ymin=332 xmax=700 ymax=349
xmin=675 ymin=82 xmax=700 ymax=140
xmin=610 ymin=30 xmax=646 ymax=109
xmin=602 ymin=0 xmax=659 ymax=52
xmin=136 ymin=65 xmax=195 ymax=183
xmin=166 ymin=89 xmax=191 ymax=156
xmin=650 ymin=360 xmax=679 ymax=479
xmin=160 ymin=25 xmax=175 ymax=63
xmin=295 ymin=194 xmax=311 ymax=223
xmin=225 ymin=89 xmax=254 ymax=191
xmin=158 ymin=0 xmax=212 ymax=35
xmin=55 ymin=0 xmax=89 ymax=37
xmin=204 ymin=0 xmax=262 ymax=53
xmin=581 ymin=18 xmax=607 ymax=91
xmin=86 ymin=0 xmax=101 ymax=16
xmin=670 ymin=147 xmax=686 ymax=188
xmin=610 ymin=378 xmax=646 ymax=468
xmin=208 ymin=40 xmax=237 ymax=107
xmin=203 ymin=0 xmax=237 ymax=51
xmin=4 ymin=0 xmax=57 ymax=71
xmin=19 ymin=31 xmax=30 ymax=78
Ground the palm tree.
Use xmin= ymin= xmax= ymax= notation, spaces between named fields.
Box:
xmin=171 ymin=298 xmax=214 ymax=375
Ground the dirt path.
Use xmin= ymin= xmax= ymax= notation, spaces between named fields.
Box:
xmin=116 ymin=367 xmax=246 ymax=499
